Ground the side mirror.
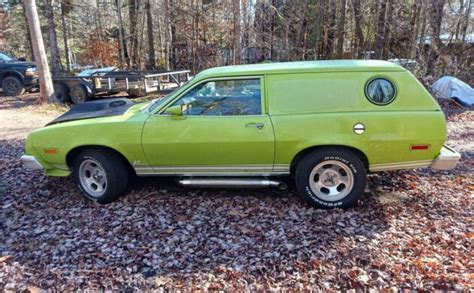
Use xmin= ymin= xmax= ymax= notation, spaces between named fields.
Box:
xmin=165 ymin=105 xmax=183 ymax=116
xmin=18 ymin=57 xmax=27 ymax=61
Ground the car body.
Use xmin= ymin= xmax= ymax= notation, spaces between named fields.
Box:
xmin=21 ymin=60 xmax=460 ymax=208
xmin=0 ymin=52 xmax=38 ymax=96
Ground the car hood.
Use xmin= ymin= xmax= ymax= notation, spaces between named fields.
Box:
xmin=8 ymin=60 xmax=36 ymax=67
xmin=46 ymin=98 xmax=137 ymax=126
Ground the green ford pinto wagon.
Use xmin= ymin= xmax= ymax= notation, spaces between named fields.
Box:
xmin=21 ymin=60 xmax=460 ymax=208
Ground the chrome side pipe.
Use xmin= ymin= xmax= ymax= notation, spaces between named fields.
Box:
xmin=178 ymin=178 xmax=288 ymax=190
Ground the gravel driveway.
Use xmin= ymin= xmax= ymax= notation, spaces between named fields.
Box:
xmin=1 ymin=95 xmax=472 ymax=290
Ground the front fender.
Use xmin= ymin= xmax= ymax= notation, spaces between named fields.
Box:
xmin=26 ymin=111 xmax=149 ymax=176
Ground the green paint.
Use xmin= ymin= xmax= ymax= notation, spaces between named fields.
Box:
xmin=24 ymin=60 xmax=446 ymax=176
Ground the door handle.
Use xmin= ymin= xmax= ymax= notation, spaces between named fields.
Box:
xmin=245 ymin=122 xmax=264 ymax=129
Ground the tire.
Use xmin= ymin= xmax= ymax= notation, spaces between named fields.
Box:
xmin=2 ymin=76 xmax=25 ymax=96
xmin=53 ymin=82 xmax=70 ymax=103
xmin=73 ymin=149 xmax=129 ymax=204
xmin=295 ymin=148 xmax=367 ymax=209
xmin=70 ymin=85 xmax=91 ymax=104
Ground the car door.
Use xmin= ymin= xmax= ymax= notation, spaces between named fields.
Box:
xmin=140 ymin=77 xmax=276 ymax=175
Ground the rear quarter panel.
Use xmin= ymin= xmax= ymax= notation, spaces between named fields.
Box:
xmin=266 ymin=71 xmax=446 ymax=169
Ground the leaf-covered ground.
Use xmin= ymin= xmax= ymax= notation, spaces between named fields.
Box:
xmin=0 ymin=96 xmax=472 ymax=290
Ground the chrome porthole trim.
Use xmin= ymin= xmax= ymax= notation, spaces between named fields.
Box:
xmin=78 ymin=159 xmax=108 ymax=198
xmin=308 ymin=160 xmax=354 ymax=201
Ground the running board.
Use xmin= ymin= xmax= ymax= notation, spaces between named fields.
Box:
xmin=178 ymin=178 xmax=288 ymax=190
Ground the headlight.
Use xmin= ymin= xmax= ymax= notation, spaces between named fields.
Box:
xmin=25 ymin=67 xmax=37 ymax=77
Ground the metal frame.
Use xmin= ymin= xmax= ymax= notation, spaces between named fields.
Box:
xmin=53 ymin=70 xmax=191 ymax=100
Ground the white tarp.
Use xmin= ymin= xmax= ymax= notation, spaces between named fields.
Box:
xmin=431 ymin=76 xmax=474 ymax=107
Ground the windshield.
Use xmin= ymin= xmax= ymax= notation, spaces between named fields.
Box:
xmin=148 ymin=80 xmax=192 ymax=112
xmin=148 ymin=91 xmax=178 ymax=112
xmin=0 ymin=52 xmax=14 ymax=62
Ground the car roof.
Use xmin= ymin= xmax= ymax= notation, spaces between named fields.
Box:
xmin=197 ymin=60 xmax=405 ymax=79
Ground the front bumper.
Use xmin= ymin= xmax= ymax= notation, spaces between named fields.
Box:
xmin=430 ymin=145 xmax=461 ymax=170
xmin=21 ymin=155 xmax=43 ymax=170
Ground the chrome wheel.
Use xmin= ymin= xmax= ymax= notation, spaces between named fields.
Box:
xmin=78 ymin=159 xmax=107 ymax=198
xmin=308 ymin=160 xmax=354 ymax=201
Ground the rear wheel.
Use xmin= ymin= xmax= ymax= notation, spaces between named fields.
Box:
xmin=295 ymin=148 xmax=367 ymax=209
xmin=2 ymin=76 xmax=25 ymax=96
xmin=70 ymin=85 xmax=91 ymax=104
xmin=73 ymin=149 xmax=129 ymax=204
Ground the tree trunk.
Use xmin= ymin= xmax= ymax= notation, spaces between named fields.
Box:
xmin=325 ymin=0 xmax=337 ymax=59
xmin=300 ymin=0 xmax=310 ymax=60
xmin=460 ymin=0 xmax=471 ymax=42
xmin=145 ymin=0 xmax=156 ymax=69
xmin=427 ymin=0 xmax=455 ymax=75
xmin=21 ymin=1 xmax=35 ymax=61
xmin=374 ymin=0 xmax=387 ymax=59
xmin=44 ymin=0 xmax=62 ymax=76
xmin=24 ymin=0 xmax=57 ymax=103
xmin=129 ymin=0 xmax=139 ymax=68
xmin=164 ymin=0 xmax=171 ymax=70
xmin=233 ymin=0 xmax=241 ymax=64
xmin=60 ymin=2 xmax=71 ymax=72
xmin=351 ymin=0 xmax=364 ymax=58
xmin=409 ymin=0 xmax=422 ymax=59
xmin=336 ymin=0 xmax=347 ymax=59
xmin=381 ymin=0 xmax=393 ymax=59
xmin=114 ymin=0 xmax=128 ymax=68
xmin=95 ymin=0 xmax=103 ymax=42
xmin=169 ymin=0 xmax=177 ymax=69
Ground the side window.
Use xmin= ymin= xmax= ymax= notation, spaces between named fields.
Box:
xmin=170 ymin=79 xmax=262 ymax=116
xmin=365 ymin=78 xmax=396 ymax=105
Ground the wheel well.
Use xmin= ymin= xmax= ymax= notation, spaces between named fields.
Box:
xmin=0 ymin=72 xmax=23 ymax=83
xmin=290 ymin=145 xmax=369 ymax=174
xmin=66 ymin=145 xmax=136 ymax=175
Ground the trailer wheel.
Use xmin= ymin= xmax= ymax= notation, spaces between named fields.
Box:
xmin=70 ymin=85 xmax=91 ymax=104
xmin=53 ymin=82 xmax=70 ymax=103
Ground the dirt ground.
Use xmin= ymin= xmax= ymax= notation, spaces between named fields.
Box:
xmin=0 ymin=94 xmax=472 ymax=290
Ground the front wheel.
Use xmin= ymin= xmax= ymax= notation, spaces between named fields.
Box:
xmin=2 ymin=76 xmax=25 ymax=96
xmin=73 ymin=149 xmax=129 ymax=204
xmin=295 ymin=148 xmax=367 ymax=209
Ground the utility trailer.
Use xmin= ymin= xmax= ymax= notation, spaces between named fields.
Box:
xmin=53 ymin=69 xmax=191 ymax=104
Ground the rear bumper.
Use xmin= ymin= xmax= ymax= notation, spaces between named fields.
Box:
xmin=430 ymin=145 xmax=461 ymax=170
xmin=21 ymin=155 xmax=43 ymax=170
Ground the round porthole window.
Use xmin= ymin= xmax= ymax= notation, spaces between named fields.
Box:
xmin=365 ymin=78 xmax=396 ymax=105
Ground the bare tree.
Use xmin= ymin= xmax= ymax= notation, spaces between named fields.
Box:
xmin=20 ymin=1 xmax=35 ymax=61
xmin=114 ymin=0 xmax=128 ymax=68
xmin=382 ymin=0 xmax=393 ymax=59
xmin=427 ymin=0 xmax=455 ymax=74
xmin=163 ymin=0 xmax=172 ymax=70
xmin=24 ymin=0 xmax=57 ymax=103
xmin=351 ymin=0 xmax=364 ymax=59
xmin=374 ymin=0 xmax=387 ymax=59
xmin=323 ymin=0 xmax=337 ymax=59
xmin=460 ymin=0 xmax=472 ymax=43
xmin=129 ymin=0 xmax=139 ymax=67
xmin=336 ymin=0 xmax=347 ymax=59
xmin=60 ymin=1 xmax=71 ymax=72
xmin=233 ymin=0 xmax=241 ymax=64
xmin=409 ymin=0 xmax=422 ymax=59
xmin=44 ymin=0 xmax=62 ymax=76
xmin=145 ymin=0 xmax=156 ymax=69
